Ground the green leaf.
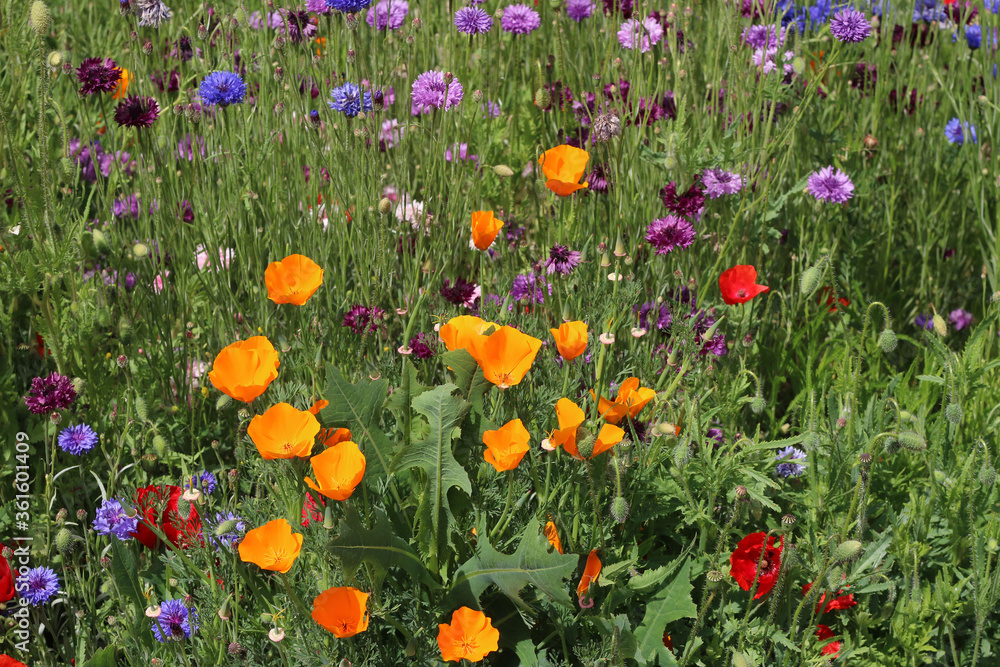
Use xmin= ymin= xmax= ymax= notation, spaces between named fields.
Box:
xmin=109 ymin=539 xmax=145 ymax=611
xmin=82 ymin=646 xmax=118 ymax=667
xmin=329 ymin=505 xmax=439 ymax=589
xmin=440 ymin=349 xmax=492 ymax=410
xmin=634 ymin=559 xmax=697 ymax=665
xmin=321 ymin=366 xmax=396 ymax=479
xmin=916 ymin=374 xmax=945 ymax=385
xmin=448 ymin=518 xmax=579 ymax=616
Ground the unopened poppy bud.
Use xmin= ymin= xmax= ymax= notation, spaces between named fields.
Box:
xmin=897 ymin=431 xmax=926 ymax=452
xmin=323 ymin=504 xmax=335 ymax=529
xmin=30 ymin=0 xmax=51 ymax=34
xmin=218 ymin=595 xmax=233 ymax=620
xmin=56 ymin=527 xmax=77 ymax=554
xmin=832 ymin=540 xmax=863 ymax=563
xmin=673 ymin=442 xmax=690 ymax=468
xmin=493 ymin=164 xmax=514 ymax=177
xmin=92 ymin=229 xmax=112 ymax=255
xmin=750 ymin=396 xmax=766 ymax=414
xmin=610 ymin=496 xmax=629 ymax=524
xmin=944 ymin=402 xmax=963 ymax=424
xmin=701 ymin=316 xmax=724 ymax=343
xmin=731 ymin=651 xmax=753 ymax=667
xmin=214 ymin=520 xmax=238 ymax=537
xmin=980 ymin=464 xmax=996 ymax=487
xmin=378 ymin=197 xmax=392 ymax=215
xmin=48 ymin=50 xmax=62 ymax=67
xmin=260 ymin=613 xmax=273 ymax=624
xmin=534 ymin=86 xmax=551 ymax=110
xmin=234 ymin=6 xmax=247 ymax=26
xmin=932 ymin=313 xmax=947 ymax=336
xmin=339 ymin=661 xmax=353 ymax=667
xmin=799 ymin=266 xmax=821 ymax=296
xmin=152 ymin=434 xmax=168 ymax=458
xmin=576 ymin=428 xmax=596 ymax=459
xmin=877 ymin=328 xmax=897 ymax=353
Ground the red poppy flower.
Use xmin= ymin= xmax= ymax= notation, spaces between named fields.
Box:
xmin=729 ymin=532 xmax=784 ymax=598
xmin=0 ymin=655 xmax=29 ymax=667
xmin=0 ymin=553 xmax=15 ymax=603
xmin=817 ymin=286 xmax=849 ymax=313
xmin=815 ymin=625 xmax=841 ymax=657
xmin=719 ymin=265 xmax=769 ymax=305
xmin=133 ymin=484 xmax=203 ymax=550
xmin=803 ymin=581 xmax=857 ymax=614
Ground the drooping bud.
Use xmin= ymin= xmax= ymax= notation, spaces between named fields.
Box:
xmin=55 ymin=528 xmax=75 ymax=555
xmin=234 ymin=6 xmax=247 ymax=26
xmin=152 ymin=434 xmax=168 ymax=457
xmin=945 ymin=402 xmax=963 ymax=424
xmin=932 ymin=313 xmax=947 ymax=337
xmin=979 ymin=464 xmax=997 ymax=487
xmin=878 ymin=328 xmax=897 ymax=353
xmin=750 ymin=395 xmax=766 ymax=415
xmin=92 ymin=229 xmax=112 ymax=255
xmin=673 ymin=442 xmax=691 ymax=469
xmin=799 ymin=265 xmax=821 ymax=297
xmin=833 ymin=540 xmax=863 ymax=563
xmin=214 ymin=520 xmax=238 ymax=537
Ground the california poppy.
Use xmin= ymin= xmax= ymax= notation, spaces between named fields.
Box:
xmin=549 ymin=398 xmax=586 ymax=452
xmin=539 ymin=145 xmax=590 ymax=196
xmin=803 ymin=582 xmax=857 ymax=614
xmin=482 ymin=419 xmax=530 ymax=471
xmin=719 ymin=265 xmax=769 ymax=305
xmin=0 ymin=551 xmax=16 ymax=603
xmin=471 ymin=210 xmax=504 ymax=251
xmin=439 ymin=315 xmax=497 ymax=355
xmin=815 ymin=625 xmax=842 ymax=657
xmin=437 ymin=607 xmax=500 ymax=663
xmin=238 ymin=518 xmax=304 ymax=573
xmin=309 ymin=399 xmax=329 ymax=415
xmin=594 ymin=377 xmax=656 ymax=424
xmin=549 ymin=321 xmax=588 ymax=360
xmin=543 ymin=521 xmax=564 ymax=554
xmin=111 ymin=68 xmax=130 ymax=99
xmin=469 ymin=326 xmax=543 ymax=389
xmin=318 ymin=426 xmax=352 ymax=448
xmin=312 ymin=586 xmax=370 ymax=638
xmin=133 ymin=484 xmax=203 ymax=550
xmin=729 ymin=532 xmax=784 ymax=598
xmin=208 ymin=336 xmax=280 ymax=403
xmin=577 ymin=549 xmax=602 ymax=598
xmin=304 ymin=440 xmax=367 ymax=501
xmin=265 ymin=254 xmax=324 ymax=306
xmin=247 ymin=403 xmax=321 ymax=460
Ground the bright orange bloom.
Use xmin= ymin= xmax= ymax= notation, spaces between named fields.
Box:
xmin=265 ymin=254 xmax=324 ymax=306
xmin=309 ymin=399 xmax=329 ymax=415
xmin=439 ymin=316 xmax=497 ymax=356
xmin=544 ymin=521 xmax=564 ymax=554
xmin=318 ymin=427 xmax=352 ymax=447
xmin=437 ymin=607 xmax=500 ymax=663
xmin=550 ymin=399 xmax=625 ymax=459
xmin=304 ymin=440 xmax=367 ymax=501
xmin=471 ymin=210 xmax=504 ymax=250
xmin=312 ymin=586 xmax=369 ymax=638
xmin=577 ymin=550 xmax=602 ymax=598
xmin=566 ymin=423 xmax=625 ymax=459
xmin=483 ymin=419 xmax=531 ymax=471
xmin=550 ymin=321 xmax=588 ymax=360
xmin=111 ymin=68 xmax=130 ymax=99
xmin=208 ymin=336 xmax=280 ymax=403
xmin=469 ymin=326 xmax=543 ymax=389
xmin=247 ymin=403 xmax=321 ymax=460
xmin=314 ymin=36 xmax=327 ymax=57
xmin=238 ymin=518 xmax=304 ymax=573
xmin=595 ymin=377 xmax=657 ymax=424
xmin=539 ymin=145 xmax=590 ymax=196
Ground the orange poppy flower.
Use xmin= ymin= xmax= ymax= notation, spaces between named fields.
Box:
xmin=247 ymin=403 xmax=321 ymax=460
xmin=544 ymin=521 xmax=564 ymax=554
xmin=314 ymin=36 xmax=327 ymax=57
xmin=265 ymin=254 xmax=324 ymax=306
xmin=309 ymin=399 xmax=329 ymax=415
xmin=208 ymin=336 xmax=280 ymax=403
xmin=238 ymin=518 xmax=304 ymax=573
xmin=318 ymin=427 xmax=352 ymax=447
xmin=439 ymin=316 xmax=497 ymax=355
xmin=595 ymin=377 xmax=656 ymax=424
xmin=304 ymin=440 xmax=367 ymax=501
xmin=550 ymin=321 xmax=588 ymax=360
xmin=567 ymin=423 xmax=625 ymax=459
xmin=538 ymin=145 xmax=590 ymax=196
xmin=577 ymin=549 xmax=602 ymax=598
xmin=483 ymin=419 xmax=531 ymax=471
xmin=471 ymin=210 xmax=504 ymax=250
xmin=437 ymin=607 xmax=500 ymax=663
xmin=311 ymin=586 xmax=369 ymax=638
xmin=550 ymin=399 xmax=625 ymax=459
xmin=111 ymin=68 xmax=130 ymax=99
xmin=469 ymin=326 xmax=543 ymax=389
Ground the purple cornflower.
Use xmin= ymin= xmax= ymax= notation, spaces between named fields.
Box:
xmin=646 ymin=216 xmax=695 ymax=254
xmin=742 ymin=24 xmax=785 ymax=49
xmin=775 ymin=446 xmax=807 ymax=478
xmin=806 ymin=166 xmax=854 ymax=204
xmin=269 ymin=9 xmax=317 ymax=43
xmin=93 ymin=499 xmax=139 ymax=540
xmin=58 ymin=424 xmax=99 ymax=455
xmin=701 ymin=168 xmax=743 ymax=199
xmin=454 ymin=6 xmax=492 ymax=33
xmin=945 ymin=118 xmax=978 ymax=145
xmin=24 ymin=373 xmax=77 ymax=414
xmin=379 ymin=118 xmax=403 ymax=149
xmin=408 ymin=332 xmax=437 ymax=359
xmin=410 ymin=70 xmax=463 ymax=114
xmin=441 ymin=277 xmax=480 ymax=308
xmin=343 ymin=305 xmax=386 ymax=335
xmin=660 ymin=179 xmax=705 ymax=218
xmin=587 ymin=163 xmax=611 ymax=194
xmin=566 ymin=0 xmax=594 ymax=21
xmin=329 ymin=82 xmax=373 ymax=117
xmin=69 ymin=138 xmax=134 ymax=183
xmin=914 ymin=314 xmax=934 ymax=331
xmin=18 ymin=567 xmax=60 ymax=606
xmin=76 ymin=58 xmax=122 ymax=95
xmin=617 ymin=17 xmax=663 ymax=52
xmin=206 ymin=511 xmax=246 ymax=550
xmin=184 ymin=470 xmax=217 ymax=494
xmin=830 ymin=8 xmax=870 ymax=43
xmin=510 ymin=273 xmax=552 ymax=306
xmin=500 ymin=4 xmax=541 ymax=34
xmin=151 ymin=598 xmax=198 ymax=642
xmin=113 ymin=95 xmax=160 ymax=129
xmin=949 ymin=309 xmax=973 ymax=331
xmin=307 ymin=0 xmax=332 ymax=13
xmin=444 ymin=143 xmax=479 ymax=165
xmin=545 ymin=245 xmax=583 ymax=275
xmin=366 ymin=0 xmax=408 ymax=30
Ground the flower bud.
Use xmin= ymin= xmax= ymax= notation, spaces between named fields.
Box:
xmin=323 ymin=504 xmax=335 ymax=529
xmin=76 ymin=508 xmax=88 ymax=521
xmin=493 ymin=164 xmax=514 ymax=178
xmin=260 ymin=613 xmax=273 ymax=624
xmin=92 ymin=229 xmax=112 ymax=255
xmin=610 ymin=496 xmax=629 ymax=524
xmin=799 ymin=266 xmax=821 ymax=296
xmin=701 ymin=316 xmax=724 ymax=343
xmin=142 ymin=41 xmax=153 ymax=55
xmin=945 ymin=402 xmax=963 ymax=425
xmin=345 ymin=12 xmax=359 ymax=29
xmin=273 ymin=102 xmax=284 ymax=117
xmin=533 ymin=86 xmax=551 ymax=110
xmin=273 ymin=34 xmax=286 ymax=50
xmin=48 ymin=51 xmax=62 ymax=67
xmin=576 ymin=429 xmax=596 ymax=459
xmin=932 ymin=313 xmax=947 ymax=337
xmin=673 ymin=442 xmax=691 ymax=469
xmin=30 ymin=1 xmax=51 ymax=34
xmin=979 ymin=464 xmax=996 ymax=487
xmin=472 ymin=89 xmax=484 ymax=103
xmin=378 ymin=197 xmax=392 ymax=215
xmin=152 ymin=434 xmax=168 ymax=458
xmin=233 ymin=6 xmax=246 ymax=26
xmin=750 ymin=396 xmax=766 ymax=414
xmin=218 ymin=595 xmax=233 ymax=620
xmin=133 ymin=242 xmax=149 ymax=258
xmin=185 ymin=104 xmax=203 ymax=124
xmin=56 ymin=527 xmax=77 ymax=555
xmin=896 ymin=431 xmax=926 ymax=452
xmin=731 ymin=651 xmax=753 ymax=667
xmin=832 ymin=540 xmax=863 ymax=562
xmin=877 ymin=328 xmax=897 ymax=353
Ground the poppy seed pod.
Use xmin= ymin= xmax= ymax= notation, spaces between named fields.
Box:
xmin=706 ymin=569 xmax=725 ymax=589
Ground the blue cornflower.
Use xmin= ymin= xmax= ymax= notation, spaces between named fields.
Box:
xmin=965 ymin=25 xmax=982 ymax=49
xmin=18 ymin=567 xmax=60 ymax=606
xmin=945 ymin=118 xmax=978 ymax=145
xmin=198 ymin=71 xmax=246 ymax=107
xmin=329 ymin=82 xmax=373 ymax=118
xmin=58 ymin=424 xmax=99 ymax=455
xmin=914 ymin=314 xmax=934 ymax=331
xmin=775 ymin=446 xmax=807 ymax=478
xmin=184 ymin=470 xmax=217 ymax=495
xmin=206 ymin=511 xmax=247 ymax=551
xmin=326 ymin=0 xmax=373 ymax=11
xmin=92 ymin=498 xmax=139 ymax=540
xmin=151 ymin=598 xmax=198 ymax=642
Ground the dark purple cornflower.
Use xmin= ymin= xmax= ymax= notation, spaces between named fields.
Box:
xmin=949 ymin=309 xmax=973 ymax=331
xmin=270 ymin=9 xmax=317 ymax=43
xmin=151 ymin=599 xmax=198 ymax=642
xmin=76 ymin=58 xmax=122 ymax=95
xmin=646 ymin=216 xmax=695 ymax=255
xmin=830 ymin=8 xmax=870 ymax=43
xmin=914 ymin=314 xmax=934 ymax=331
xmin=505 ymin=225 xmax=526 ymax=247
xmin=587 ymin=163 xmax=611 ymax=194
xmin=113 ymin=95 xmax=160 ymax=129
xmin=342 ymin=305 xmax=386 ymax=335
xmin=408 ymin=332 xmax=436 ymax=359
xmin=58 ymin=424 xmax=99 ymax=455
xmin=24 ymin=373 xmax=77 ymax=414
xmin=806 ymin=166 xmax=854 ymax=204
xmin=603 ymin=77 xmax=631 ymax=101
xmin=706 ymin=427 xmax=725 ymax=445
xmin=849 ymin=63 xmax=877 ymax=94
xmin=601 ymin=0 xmax=633 ymax=18
xmin=92 ymin=498 xmax=139 ymax=541
xmin=702 ymin=168 xmax=743 ymax=198
xmin=545 ymin=245 xmax=582 ymax=275
xmin=18 ymin=567 xmax=60 ymax=606
xmin=660 ymin=178 xmax=705 ymax=218
xmin=150 ymin=69 xmax=180 ymax=93
xmin=510 ymin=272 xmax=551 ymax=307
xmin=176 ymin=35 xmax=194 ymax=61
xmin=440 ymin=277 xmax=479 ymax=308
xmin=500 ymin=4 xmax=541 ymax=34
xmin=454 ymin=6 xmax=492 ymax=34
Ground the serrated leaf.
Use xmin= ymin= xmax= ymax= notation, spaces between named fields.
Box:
xmin=329 ymin=505 xmax=438 ymax=589
xmin=634 ymin=559 xmax=696 ymax=665
xmin=109 ymin=539 xmax=145 ymax=611
xmin=916 ymin=374 xmax=945 ymax=385
xmin=321 ymin=366 xmax=396 ymax=479
xmin=448 ymin=518 xmax=578 ymax=616
xmin=771 ymin=629 xmax=800 ymax=653
xmin=440 ymin=349 xmax=492 ymax=410
xmin=82 ymin=646 xmax=118 ymax=667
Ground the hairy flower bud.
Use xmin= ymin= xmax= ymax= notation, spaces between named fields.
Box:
xmin=493 ymin=164 xmax=514 ymax=178
xmin=56 ymin=528 xmax=78 ymax=555
xmin=877 ymin=328 xmax=897 ymax=353
xmin=944 ymin=402 xmax=963 ymax=425
xmin=533 ymin=86 xmax=551 ymax=110
xmin=932 ymin=313 xmax=947 ymax=337
xmin=378 ymin=197 xmax=392 ymax=215
xmin=833 ymin=540 xmax=863 ymax=563
xmin=610 ymin=496 xmax=629 ymax=524
xmin=980 ymin=464 xmax=996 ymax=487
xmin=750 ymin=396 xmax=766 ymax=415
xmin=896 ymin=431 xmax=926 ymax=452
xmin=799 ymin=265 xmax=821 ymax=297
xmin=30 ymin=1 xmax=51 ymax=34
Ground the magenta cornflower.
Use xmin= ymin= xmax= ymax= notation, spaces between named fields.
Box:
xmin=617 ymin=17 xmax=663 ymax=52
xmin=807 ymin=166 xmax=854 ymax=204
xmin=113 ymin=95 xmax=160 ymax=129
xmin=24 ymin=372 xmax=77 ymax=414
xmin=410 ymin=70 xmax=464 ymax=114
xmin=76 ymin=58 xmax=122 ymax=95
xmin=343 ymin=305 xmax=386 ymax=335
xmin=500 ymin=4 xmax=541 ymax=34
xmin=830 ymin=8 xmax=870 ymax=43
xmin=454 ymin=6 xmax=492 ymax=34
xmin=702 ymin=169 xmax=743 ymax=199
xmin=645 ymin=216 xmax=695 ymax=255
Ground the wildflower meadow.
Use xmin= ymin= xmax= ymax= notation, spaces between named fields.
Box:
xmin=3 ymin=0 xmax=1000 ymax=664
